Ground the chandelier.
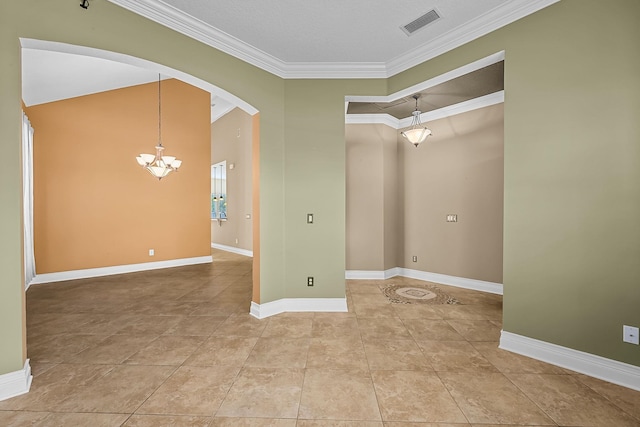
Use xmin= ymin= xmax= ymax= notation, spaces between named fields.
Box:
xmin=401 ymin=94 xmax=432 ymax=147
xmin=136 ymin=75 xmax=182 ymax=179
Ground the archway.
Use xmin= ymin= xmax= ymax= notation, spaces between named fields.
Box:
xmin=21 ymin=38 xmax=261 ymax=308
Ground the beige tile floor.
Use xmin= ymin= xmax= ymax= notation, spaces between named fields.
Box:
xmin=1 ymin=249 xmax=639 ymax=426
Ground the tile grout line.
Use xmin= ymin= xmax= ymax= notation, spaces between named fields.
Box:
xmin=355 ymin=296 xmax=386 ymax=424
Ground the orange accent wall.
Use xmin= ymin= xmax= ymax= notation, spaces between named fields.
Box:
xmin=251 ymin=113 xmax=260 ymax=303
xmin=26 ymin=79 xmax=211 ymax=274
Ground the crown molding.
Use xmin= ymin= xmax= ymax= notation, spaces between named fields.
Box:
xmin=108 ymin=0 xmax=287 ymax=76
xmin=405 ymin=90 xmax=505 ymax=126
xmin=277 ymin=62 xmax=388 ymax=79
xmin=385 ymin=0 xmax=561 ymax=77
xmin=345 ymin=114 xmax=400 ymax=128
xmin=108 ymin=0 xmax=560 ymax=79
xmin=346 ymin=91 xmax=504 ymax=128
xmin=346 ymin=51 xmax=504 ymax=104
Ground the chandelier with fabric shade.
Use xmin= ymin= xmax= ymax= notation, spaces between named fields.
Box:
xmin=401 ymin=94 xmax=432 ymax=147
xmin=136 ymin=75 xmax=182 ymax=179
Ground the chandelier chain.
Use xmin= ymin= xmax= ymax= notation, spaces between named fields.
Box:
xmin=158 ymin=74 xmax=162 ymax=146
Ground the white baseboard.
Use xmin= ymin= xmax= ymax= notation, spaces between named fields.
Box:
xmin=345 ymin=268 xmax=399 ymax=280
xmin=29 ymin=256 xmax=213 ymax=285
xmin=400 ymin=268 xmax=503 ymax=295
xmin=211 ymin=243 xmax=253 ymax=257
xmin=0 ymin=359 xmax=32 ymax=402
xmin=500 ymin=331 xmax=640 ymax=392
xmin=250 ymin=298 xmax=348 ymax=319
xmin=345 ymin=268 xmax=503 ymax=295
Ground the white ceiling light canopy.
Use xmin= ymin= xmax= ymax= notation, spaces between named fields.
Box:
xmin=400 ymin=94 xmax=432 ymax=148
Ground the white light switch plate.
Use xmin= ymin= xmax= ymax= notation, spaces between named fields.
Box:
xmin=623 ymin=325 xmax=639 ymax=345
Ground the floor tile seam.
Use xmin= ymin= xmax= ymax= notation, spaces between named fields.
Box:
xmin=297 ymin=335 xmax=313 ymax=371
xmin=166 ymin=332 xmax=215 ymax=365
xmin=418 ymin=336 xmax=504 ymax=374
xmin=563 ymin=375 xmax=640 ymax=423
xmin=21 ymin=409 xmax=132 ymax=416
xmin=127 ymin=364 xmax=181 ymax=417
xmin=38 ymin=362 xmax=119 ymax=384
xmin=499 ymin=371 xmax=564 ymax=426
xmin=210 ymin=361 xmax=270 ymax=419
xmin=466 ymin=340 xmax=509 ymax=374
xmin=359 ymin=317 xmax=386 ymax=424
xmin=295 ymin=361 xmax=310 ymax=420
xmin=133 ymin=407 xmax=219 ymax=418
xmin=427 ymin=371 xmax=478 ymax=426
xmin=394 ymin=314 xmax=438 ymax=372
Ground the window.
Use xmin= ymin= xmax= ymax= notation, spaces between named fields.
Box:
xmin=211 ymin=161 xmax=227 ymax=220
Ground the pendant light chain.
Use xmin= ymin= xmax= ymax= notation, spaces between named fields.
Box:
xmin=135 ymin=73 xmax=183 ymax=179
xmin=157 ymin=74 xmax=162 ymax=146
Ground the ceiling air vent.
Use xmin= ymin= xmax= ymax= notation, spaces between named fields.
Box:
xmin=401 ymin=9 xmax=441 ymax=36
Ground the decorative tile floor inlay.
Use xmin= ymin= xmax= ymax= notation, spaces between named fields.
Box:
xmin=383 ymin=283 xmax=459 ymax=305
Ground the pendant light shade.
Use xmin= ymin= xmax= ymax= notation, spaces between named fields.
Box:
xmin=135 ymin=75 xmax=182 ymax=180
xmin=401 ymin=95 xmax=432 ymax=147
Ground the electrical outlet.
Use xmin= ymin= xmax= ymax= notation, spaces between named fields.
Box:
xmin=623 ymin=325 xmax=639 ymax=345
xmin=149 ymin=249 xmax=154 ymax=256
xmin=412 ymin=256 xmax=417 ymax=262
xmin=446 ymin=214 xmax=458 ymax=222
xmin=307 ymin=276 xmax=314 ymax=286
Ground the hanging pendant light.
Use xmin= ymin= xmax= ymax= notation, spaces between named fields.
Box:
xmin=135 ymin=74 xmax=182 ymax=180
xmin=401 ymin=94 xmax=432 ymax=148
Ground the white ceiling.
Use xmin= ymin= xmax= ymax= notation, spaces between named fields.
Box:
xmin=160 ymin=0 xmax=507 ymax=63
xmin=22 ymin=0 xmax=558 ymax=117
xmin=109 ymin=0 xmax=559 ymax=77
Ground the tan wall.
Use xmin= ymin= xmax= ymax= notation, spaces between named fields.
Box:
xmin=346 ymin=124 xmax=385 ymax=270
xmin=401 ymin=104 xmax=504 ymax=283
xmin=210 ymin=108 xmax=253 ymax=252
xmin=27 ymin=79 xmax=211 ymax=273
xmin=382 ymin=129 xmax=399 ymax=270
xmin=346 ymin=104 xmax=503 ymax=283
xmin=345 ymin=124 xmax=398 ymax=271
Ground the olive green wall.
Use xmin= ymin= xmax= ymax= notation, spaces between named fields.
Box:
xmin=283 ymin=80 xmax=385 ymax=298
xmin=390 ymin=0 xmax=640 ymax=365
xmin=0 ymin=0 xmax=383 ymax=375
xmin=0 ymin=31 xmax=25 ymax=373
xmin=2 ymin=0 xmax=638 ymax=378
